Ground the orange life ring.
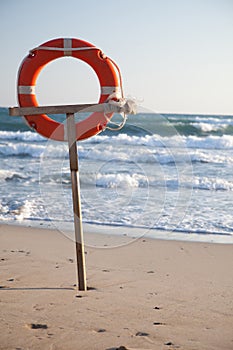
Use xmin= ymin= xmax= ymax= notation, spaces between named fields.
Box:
xmin=17 ymin=38 xmax=122 ymax=141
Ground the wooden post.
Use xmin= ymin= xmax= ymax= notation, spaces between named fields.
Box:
xmin=66 ymin=113 xmax=87 ymax=291
xmin=9 ymin=104 xmax=96 ymax=292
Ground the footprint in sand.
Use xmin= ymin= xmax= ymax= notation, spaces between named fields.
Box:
xmin=153 ymin=322 xmax=165 ymax=325
xmin=33 ymin=304 xmax=45 ymax=311
xmin=25 ymin=323 xmax=48 ymax=329
xmin=97 ymin=328 xmax=106 ymax=333
xmin=135 ymin=331 xmax=149 ymax=336
xmin=106 ymin=346 xmax=128 ymax=350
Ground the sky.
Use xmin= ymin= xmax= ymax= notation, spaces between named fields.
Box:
xmin=0 ymin=0 xmax=233 ymax=114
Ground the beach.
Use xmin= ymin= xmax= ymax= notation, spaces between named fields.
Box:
xmin=1 ymin=1 xmax=233 ymax=349
xmin=0 ymin=224 xmax=232 ymax=350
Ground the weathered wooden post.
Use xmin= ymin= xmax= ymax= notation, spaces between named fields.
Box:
xmin=66 ymin=112 xmax=86 ymax=291
xmin=9 ymin=103 xmax=106 ymax=291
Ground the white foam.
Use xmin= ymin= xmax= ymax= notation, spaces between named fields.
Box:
xmin=0 ymin=130 xmax=44 ymax=142
xmin=193 ymin=116 xmax=233 ymax=125
xmin=190 ymin=150 xmax=233 ymax=164
xmin=16 ymin=199 xmax=36 ymax=221
xmin=0 ymin=169 xmax=13 ymax=180
xmin=2 ymin=132 xmax=233 ymax=162
xmin=185 ymin=135 xmax=233 ymax=149
xmin=88 ymin=133 xmax=233 ymax=150
xmin=80 ymin=172 xmax=148 ymax=188
xmin=95 ymin=173 xmax=147 ymax=188
xmin=0 ymin=143 xmax=45 ymax=157
xmin=0 ymin=169 xmax=29 ymax=182
xmin=191 ymin=122 xmax=227 ymax=133
xmin=192 ymin=177 xmax=233 ymax=191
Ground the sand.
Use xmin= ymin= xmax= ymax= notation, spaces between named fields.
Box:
xmin=0 ymin=223 xmax=232 ymax=350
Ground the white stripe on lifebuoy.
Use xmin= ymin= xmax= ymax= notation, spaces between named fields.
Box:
xmin=63 ymin=38 xmax=72 ymax=56
xmin=101 ymin=86 xmax=121 ymax=95
xmin=18 ymin=86 xmax=35 ymax=94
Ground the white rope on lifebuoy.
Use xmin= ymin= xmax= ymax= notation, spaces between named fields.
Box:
xmin=103 ymin=98 xmax=137 ymax=131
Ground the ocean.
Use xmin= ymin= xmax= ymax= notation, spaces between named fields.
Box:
xmin=1 ymin=106 xmax=233 ymax=244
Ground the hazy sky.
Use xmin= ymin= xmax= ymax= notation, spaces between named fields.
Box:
xmin=1 ymin=0 xmax=233 ymax=114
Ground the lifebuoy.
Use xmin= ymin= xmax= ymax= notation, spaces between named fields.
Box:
xmin=17 ymin=38 xmax=122 ymax=141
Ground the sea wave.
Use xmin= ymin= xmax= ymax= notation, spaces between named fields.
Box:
xmin=2 ymin=127 xmax=233 ymax=150
xmin=0 ymin=142 xmax=45 ymax=157
xmin=2 ymin=135 xmax=233 ymax=165
xmin=88 ymin=133 xmax=233 ymax=150
xmin=44 ymin=171 xmax=233 ymax=191
xmin=0 ymin=130 xmax=44 ymax=142
xmin=192 ymin=176 xmax=233 ymax=191
xmin=80 ymin=172 xmax=148 ymax=188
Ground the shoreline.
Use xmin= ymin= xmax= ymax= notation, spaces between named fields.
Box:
xmin=3 ymin=220 xmax=233 ymax=245
xmin=0 ymin=223 xmax=233 ymax=349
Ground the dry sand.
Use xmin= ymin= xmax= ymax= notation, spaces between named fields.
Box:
xmin=0 ymin=223 xmax=232 ymax=350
